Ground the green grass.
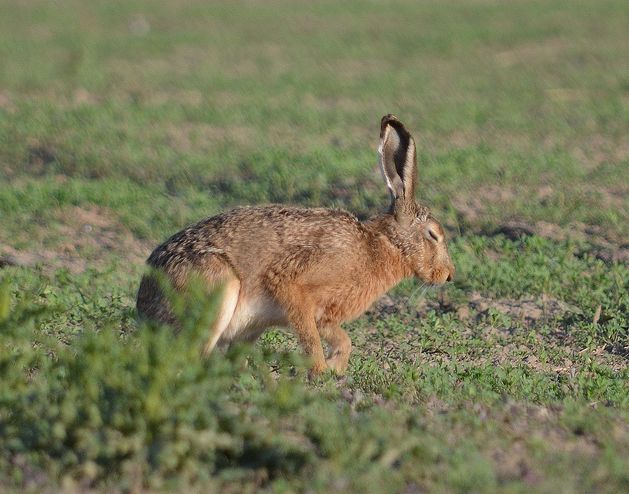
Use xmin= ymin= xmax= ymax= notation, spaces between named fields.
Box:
xmin=0 ymin=0 xmax=627 ymax=492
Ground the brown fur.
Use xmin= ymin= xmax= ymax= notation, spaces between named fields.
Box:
xmin=137 ymin=115 xmax=455 ymax=376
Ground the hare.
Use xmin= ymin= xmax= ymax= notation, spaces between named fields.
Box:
xmin=137 ymin=114 xmax=455 ymax=376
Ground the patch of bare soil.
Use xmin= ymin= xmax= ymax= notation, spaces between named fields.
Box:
xmin=369 ymin=292 xmax=579 ymax=328
xmin=466 ymin=292 xmax=581 ymax=327
xmin=494 ymin=38 xmax=569 ymax=67
xmin=0 ymin=206 xmax=149 ymax=273
xmin=486 ymin=400 xmax=606 ymax=485
xmin=451 ymin=185 xmax=518 ymax=226
xmin=0 ymin=91 xmax=16 ymax=113
xmin=486 ymin=220 xmax=628 ymax=263
xmin=451 ymin=185 xmax=628 ymax=263
xmin=571 ymin=134 xmax=629 ymax=171
xmin=367 ymin=293 xmax=626 ymax=373
xmin=24 ymin=143 xmax=59 ymax=176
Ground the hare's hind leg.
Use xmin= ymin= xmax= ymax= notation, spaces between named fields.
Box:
xmin=320 ymin=325 xmax=352 ymax=375
xmin=202 ymin=275 xmax=240 ymax=356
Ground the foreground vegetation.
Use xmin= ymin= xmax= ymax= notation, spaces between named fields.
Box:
xmin=0 ymin=0 xmax=627 ymax=492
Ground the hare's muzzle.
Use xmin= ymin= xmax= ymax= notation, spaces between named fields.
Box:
xmin=433 ymin=261 xmax=455 ymax=285
xmin=443 ymin=261 xmax=455 ymax=284
xmin=447 ymin=262 xmax=455 ymax=282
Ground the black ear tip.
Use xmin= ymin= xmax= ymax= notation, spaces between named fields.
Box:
xmin=380 ymin=114 xmax=409 ymax=137
xmin=381 ymin=114 xmax=399 ymax=129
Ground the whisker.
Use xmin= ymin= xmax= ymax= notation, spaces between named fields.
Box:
xmin=408 ymin=281 xmax=427 ymax=306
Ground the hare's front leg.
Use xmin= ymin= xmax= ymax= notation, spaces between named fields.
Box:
xmin=274 ymin=290 xmax=327 ymax=376
xmin=291 ymin=313 xmax=327 ymax=377
xmin=320 ymin=325 xmax=352 ymax=375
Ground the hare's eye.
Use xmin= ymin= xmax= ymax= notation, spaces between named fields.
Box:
xmin=428 ymin=228 xmax=440 ymax=242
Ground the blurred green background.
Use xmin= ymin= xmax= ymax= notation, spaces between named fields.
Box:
xmin=0 ymin=1 xmax=627 ymax=492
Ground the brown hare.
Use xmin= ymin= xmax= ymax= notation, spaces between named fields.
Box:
xmin=137 ymin=114 xmax=455 ymax=376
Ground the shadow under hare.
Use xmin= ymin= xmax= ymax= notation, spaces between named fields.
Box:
xmin=137 ymin=114 xmax=455 ymax=376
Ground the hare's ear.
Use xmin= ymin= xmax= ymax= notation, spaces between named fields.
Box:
xmin=378 ymin=114 xmax=418 ymax=206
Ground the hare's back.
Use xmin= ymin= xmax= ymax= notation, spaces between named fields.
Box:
xmin=217 ymin=205 xmax=368 ymax=266
xmin=147 ymin=205 xmax=366 ymax=273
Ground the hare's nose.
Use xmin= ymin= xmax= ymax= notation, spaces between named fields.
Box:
xmin=446 ymin=267 xmax=454 ymax=282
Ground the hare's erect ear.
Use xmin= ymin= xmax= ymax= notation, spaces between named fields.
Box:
xmin=378 ymin=114 xmax=417 ymax=204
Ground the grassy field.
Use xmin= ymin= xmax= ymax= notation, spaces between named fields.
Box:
xmin=0 ymin=0 xmax=627 ymax=492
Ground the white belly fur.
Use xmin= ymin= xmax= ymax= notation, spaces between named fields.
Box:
xmin=219 ymin=295 xmax=287 ymax=344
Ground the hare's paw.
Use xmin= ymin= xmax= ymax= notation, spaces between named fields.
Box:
xmin=326 ymin=351 xmax=350 ymax=375
xmin=307 ymin=360 xmax=329 ymax=381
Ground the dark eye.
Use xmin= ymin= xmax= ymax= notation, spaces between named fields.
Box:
xmin=428 ymin=228 xmax=440 ymax=242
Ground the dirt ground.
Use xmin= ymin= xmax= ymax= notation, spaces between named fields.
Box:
xmin=0 ymin=205 xmax=149 ymax=273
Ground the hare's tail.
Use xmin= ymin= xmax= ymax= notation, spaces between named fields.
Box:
xmin=136 ymin=273 xmax=179 ymax=328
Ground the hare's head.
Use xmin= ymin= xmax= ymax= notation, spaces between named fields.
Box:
xmin=378 ymin=114 xmax=455 ymax=285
